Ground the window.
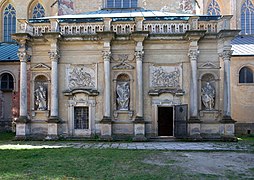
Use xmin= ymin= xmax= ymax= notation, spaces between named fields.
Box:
xmin=239 ymin=67 xmax=254 ymax=83
xmin=105 ymin=0 xmax=138 ymax=8
xmin=207 ymin=0 xmax=221 ymax=15
xmin=74 ymin=107 xmax=89 ymax=129
xmin=241 ymin=0 xmax=254 ymax=34
xmin=32 ymin=3 xmax=45 ymax=18
xmin=3 ymin=4 xmax=16 ymax=42
xmin=0 ymin=73 xmax=14 ymax=91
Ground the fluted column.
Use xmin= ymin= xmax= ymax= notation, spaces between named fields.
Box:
xmin=135 ymin=50 xmax=144 ymax=118
xmin=102 ymin=50 xmax=111 ymax=118
xmin=220 ymin=50 xmax=233 ymax=118
xmin=49 ymin=50 xmax=60 ymax=119
xmin=188 ymin=49 xmax=199 ymax=119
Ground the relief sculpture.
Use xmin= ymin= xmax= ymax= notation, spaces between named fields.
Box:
xmin=201 ymin=82 xmax=215 ymax=110
xmin=68 ymin=66 xmax=95 ymax=89
xmin=151 ymin=66 xmax=180 ymax=88
xmin=116 ymin=82 xmax=130 ymax=110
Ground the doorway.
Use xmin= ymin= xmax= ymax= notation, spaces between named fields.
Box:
xmin=158 ymin=107 xmax=174 ymax=136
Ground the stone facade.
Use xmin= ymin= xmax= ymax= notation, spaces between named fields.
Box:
xmin=0 ymin=0 xmax=253 ymax=137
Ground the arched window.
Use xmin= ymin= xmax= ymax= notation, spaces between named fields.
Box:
xmin=207 ymin=0 xmax=221 ymax=15
xmin=241 ymin=0 xmax=254 ymax=34
xmin=105 ymin=0 xmax=138 ymax=8
xmin=0 ymin=73 xmax=14 ymax=90
xmin=3 ymin=4 xmax=16 ymax=42
xmin=239 ymin=67 xmax=254 ymax=83
xmin=32 ymin=3 xmax=45 ymax=18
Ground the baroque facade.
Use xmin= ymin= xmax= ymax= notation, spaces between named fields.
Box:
xmin=0 ymin=0 xmax=254 ymax=139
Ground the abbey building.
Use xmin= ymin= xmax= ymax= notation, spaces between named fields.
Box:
xmin=1 ymin=0 xmax=254 ymax=140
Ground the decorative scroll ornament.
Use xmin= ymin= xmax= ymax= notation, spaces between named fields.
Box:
xmin=188 ymin=49 xmax=199 ymax=61
xmin=112 ymin=55 xmax=134 ymax=70
xmin=201 ymin=82 xmax=215 ymax=110
xmin=48 ymin=50 xmax=60 ymax=61
xmin=102 ymin=51 xmax=111 ymax=62
xmin=135 ymin=50 xmax=144 ymax=61
xmin=151 ymin=66 xmax=180 ymax=88
xmin=68 ymin=65 xmax=95 ymax=89
xmin=219 ymin=50 xmax=233 ymax=61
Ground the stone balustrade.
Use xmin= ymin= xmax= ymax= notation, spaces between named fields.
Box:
xmin=18 ymin=15 xmax=232 ymax=36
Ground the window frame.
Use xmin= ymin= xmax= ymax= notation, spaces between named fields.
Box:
xmin=239 ymin=66 xmax=254 ymax=84
xmin=32 ymin=3 xmax=45 ymax=19
xmin=104 ymin=0 xmax=138 ymax=9
xmin=207 ymin=0 xmax=221 ymax=15
xmin=0 ymin=73 xmax=14 ymax=91
xmin=3 ymin=3 xmax=16 ymax=42
xmin=241 ymin=0 xmax=254 ymax=35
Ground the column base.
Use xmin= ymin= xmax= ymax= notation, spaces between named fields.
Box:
xmin=188 ymin=117 xmax=202 ymax=140
xmin=133 ymin=116 xmax=147 ymax=141
xmin=100 ymin=116 xmax=112 ymax=140
xmin=220 ymin=116 xmax=236 ymax=123
xmin=46 ymin=116 xmax=60 ymax=140
xmin=15 ymin=116 xmax=30 ymax=140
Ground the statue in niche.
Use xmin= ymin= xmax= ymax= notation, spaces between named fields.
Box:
xmin=201 ymin=82 xmax=215 ymax=110
xmin=34 ymin=85 xmax=47 ymax=110
xmin=116 ymin=82 xmax=130 ymax=110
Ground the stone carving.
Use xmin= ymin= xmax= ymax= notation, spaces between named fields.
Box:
xmin=116 ymin=82 xmax=130 ymax=110
xmin=48 ymin=51 xmax=60 ymax=61
xmin=201 ymin=82 xmax=215 ymax=110
xmin=151 ymin=66 xmax=181 ymax=88
xmin=68 ymin=65 xmax=95 ymax=89
xmin=102 ymin=51 xmax=111 ymax=62
xmin=188 ymin=49 xmax=199 ymax=61
xmin=135 ymin=51 xmax=144 ymax=62
xmin=34 ymin=85 xmax=47 ymax=110
xmin=112 ymin=55 xmax=134 ymax=70
xmin=219 ymin=50 xmax=233 ymax=61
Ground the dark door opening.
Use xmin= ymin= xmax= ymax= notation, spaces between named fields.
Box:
xmin=158 ymin=107 xmax=173 ymax=136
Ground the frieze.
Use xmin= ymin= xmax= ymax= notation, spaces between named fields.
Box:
xmin=67 ymin=65 xmax=96 ymax=90
xmin=112 ymin=55 xmax=134 ymax=70
xmin=150 ymin=65 xmax=182 ymax=88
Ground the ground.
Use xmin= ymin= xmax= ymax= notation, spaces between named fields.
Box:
xmin=0 ymin=132 xmax=253 ymax=179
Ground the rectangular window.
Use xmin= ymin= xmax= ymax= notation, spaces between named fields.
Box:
xmin=74 ymin=107 xmax=89 ymax=129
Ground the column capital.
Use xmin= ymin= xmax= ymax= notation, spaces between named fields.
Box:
xmin=135 ymin=50 xmax=144 ymax=62
xmin=188 ymin=49 xmax=199 ymax=61
xmin=17 ymin=50 xmax=29 ymax=62
xmin=219 ymin=50 xmax=233 ymax=61
xmin=102 ymin=50 xmax=111 ymax=62
xmin=48 ymin=50 xmax=60 ymax=62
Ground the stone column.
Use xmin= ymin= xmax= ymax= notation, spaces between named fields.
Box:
xmin=49 ymin=50 xmax=60 ymax=119
xmin=135 ymin=50 xmax=144 ymax=118
xmin=16 ymin=41 xmax=30 ymax=139
xmin=188 ymin=49 xmax=199 ymax=119
xmin=220 ymin=50 xmax=234 ymax=119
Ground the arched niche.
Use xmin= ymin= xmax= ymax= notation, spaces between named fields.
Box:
xmin=33 ymin=75 xmax=49 ymax=111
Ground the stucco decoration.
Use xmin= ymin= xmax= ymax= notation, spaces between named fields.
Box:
xmin=112 ymin=55 xmax=134 ymax=70
xmin=116 ymin=82 xmax=130 ymax=110
xmin=67 ymin=65 xmax=96 ymax=90
xmin=201 ymin=82 xmax=215 ymax=110
xmin=150 ymin=65 xmax=182 ymax=88
xmin=59 ymin=0 xmax=74 ymax=15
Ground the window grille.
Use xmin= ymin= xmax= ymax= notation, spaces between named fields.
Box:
xmin=207 ymin=0 xmax=221 ymax=15
xmin=241 ymin=0 xmax=254 ymax=34
xmin=74 ymin=107 xmax=89 ymax=129
xmin=3 ymin=4 xmax=16 ymax=42
xmin=105 ymin=0 xmax=138 ymax=8
xmin=0 ymin=73 xmax=14 ymax=90
xmin=32 ymin=3 xmax=45 ymax=18
xmin=239 ymin=67 xmax=254 ymax=83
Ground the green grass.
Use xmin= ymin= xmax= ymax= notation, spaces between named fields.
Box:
xmin=0 ymin=131 xmax=15 ymax=141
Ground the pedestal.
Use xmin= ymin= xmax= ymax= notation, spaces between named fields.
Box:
xmin=15 ymin=116 xmax=30 ymax=140
xmin=133 ymin=117 xmax=147 ymax=141
xmin=100 ymin=117 xmax=112 ymax=140
xmin=46 ymin=116 xmax=60 ymax=140
xmin=188 ymin=117 xmax=202 ymax=140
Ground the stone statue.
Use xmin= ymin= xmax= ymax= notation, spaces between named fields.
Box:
xmin=201 ymin=82 xmax=215 ymax=110
xmin=35 ymin=85 xmax=47 ymax=110
xmin=116 ymin=82 xmax=130 ymax=110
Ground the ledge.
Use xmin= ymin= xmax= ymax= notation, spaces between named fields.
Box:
xmin=148 ymin=88 xmax=185 ymax=96
xmin=63 ymin=88 xmax=99 ymax=96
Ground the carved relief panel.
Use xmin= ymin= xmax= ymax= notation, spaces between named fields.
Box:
xmin=66 ymin=64 xmax=97 ymax=90
xmin=150 ymin=64 xmax=182 ymax=89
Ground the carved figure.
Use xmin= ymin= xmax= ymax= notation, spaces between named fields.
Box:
xmin=69 ymin=66 xmax=95 ymax=89
xmin=201 ymin=82 xmax=215 ymax=110
xmin=116 ymin=82 xmax=130 ymax=110
xmin=35 ymin=85 xmax=47 ymax=110
xmin=152 ymin=67 xmax=180 ymax=87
